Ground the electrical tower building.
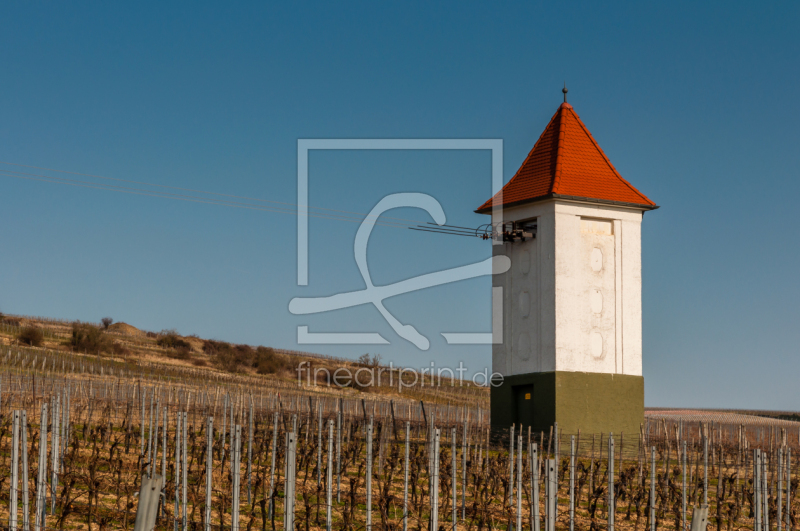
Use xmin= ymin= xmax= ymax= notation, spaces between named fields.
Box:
xmin=477 ymin=97 xmax=657 ymax=435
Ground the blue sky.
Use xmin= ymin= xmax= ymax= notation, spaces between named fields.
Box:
xmin=1 ymin=2 xmax=799 ymax=409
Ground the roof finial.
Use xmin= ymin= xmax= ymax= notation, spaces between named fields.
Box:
xmin=562 ymin=82 xmax=568 ymax=103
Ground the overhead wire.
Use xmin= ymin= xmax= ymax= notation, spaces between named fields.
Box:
xmin=0 ymin=160 xmax=489 ymax=238
xmin=0 ymin=167 xmax=421 ymax=230
xmin=0 ymin=160 xmax=428 ymax=227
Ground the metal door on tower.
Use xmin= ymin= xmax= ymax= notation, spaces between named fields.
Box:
xmin=513 ymin=384 xmax=535 ymax=428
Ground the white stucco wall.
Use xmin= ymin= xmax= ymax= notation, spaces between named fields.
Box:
xmin=491 ymin=199 xmax=645 ymax=378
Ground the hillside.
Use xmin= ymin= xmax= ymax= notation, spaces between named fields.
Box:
xmin=0 ymin=311 xmax=489 ymax=409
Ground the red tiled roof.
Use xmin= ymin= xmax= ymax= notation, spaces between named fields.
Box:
xmin=476 ymin=103 xmax=656 ymax=213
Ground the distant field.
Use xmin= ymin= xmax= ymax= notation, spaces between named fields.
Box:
xmin=646 ymin=407 xmax=800 ymax=428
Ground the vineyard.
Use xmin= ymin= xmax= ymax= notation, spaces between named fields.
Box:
xmin=0 ymin=315 xmax=798 ymax=531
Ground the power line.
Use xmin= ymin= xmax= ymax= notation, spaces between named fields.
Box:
xmin=0 ymin=167 xmax=421 ymax=230
xmin=0 ymin=159 xmax=490 ymax=239
xmin=0 ymin=160 xmax=426 ymax=226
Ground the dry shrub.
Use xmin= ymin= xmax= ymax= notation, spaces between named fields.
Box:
xmin=192 ymin=358 xmax=208 ymax=367
xmin=233 ymin=344 xmax=255 ymax=365
xmin=157 ymin=330 xmax=192 ymax=359
xmin=357 ymin=353 xmax=382 ymax=368
xmin=157 ymin=330 xmax=191 ymax=350
xmin=18 ymin=326 xmax=44 ymax=347
xmin=350 ymin=353 xmax=382 ymax=390
xmin=111 ymin=342 xmax=130 ymax=357
xmin=202 ymin=341 xmax=288 ymax=374
xmin=70 ymin=322 xmax=112 ymax=355
xmin=203 ymin=340 xmax=241 ymax=372
xmin=255 ymin=346 xmax=288 ymax=375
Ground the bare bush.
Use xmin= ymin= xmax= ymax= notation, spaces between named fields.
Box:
xmin=70 ymin=322 xmax=112 ymax=354
xmin=254 ymin=346 xmax=288 ymax=375
xmin=110 ymin=342 xmax=130 ymax=357
xmin=203 ymin=339 xmax=240 ymax=372
xmin=357 ymin=353 xmax=382 ymax=368
xmin=157 ymin=330 xmax=191 ymax=350
xmin=18 ymin=326 xmax=44 ymax=347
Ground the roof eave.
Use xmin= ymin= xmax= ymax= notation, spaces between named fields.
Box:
xmin=475 ymin=193 xmax=659 ymax=215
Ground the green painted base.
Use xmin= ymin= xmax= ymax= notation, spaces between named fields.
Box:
xmin=490 ymin=372 xmax=643 ymax=436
